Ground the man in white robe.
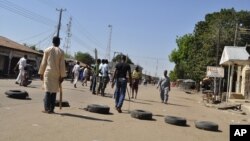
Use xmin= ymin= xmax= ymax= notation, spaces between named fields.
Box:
xmin=38 ymin=37 xmax=66 ymax=113
xmin=72 ymin=61 xmax=80 ymax=88
xmin=15 ymin=55 xmax=27 ymax=84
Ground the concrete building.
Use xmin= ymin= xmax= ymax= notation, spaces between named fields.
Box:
xmin=0 ymin=36 xmax=43 ymax=77
xmin=220 ymin=46 xmax=250 ymax=100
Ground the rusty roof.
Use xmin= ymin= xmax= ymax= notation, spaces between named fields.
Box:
xmin=0 ymin=36 xmax=43 ymax=55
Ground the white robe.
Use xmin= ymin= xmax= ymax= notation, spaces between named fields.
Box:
xmin=72 ymin=64 xmax=80 ymax=85
xmin=38 ymin=46 xmax=66 ymax=93
xmin=16 ymin=57 xmax=27 ymax=83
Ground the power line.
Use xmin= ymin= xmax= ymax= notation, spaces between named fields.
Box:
xmin=37 ymin=0 xmax=108 ymax=56
xmin=0 ymin=0 xmax=56 ymax=26
xmin=33 ymin=29 xmax=57 ymax=49
xmin=18 ymin=28 xmax=54 ymax=42
xmin=71 ymin=15 xmax=106 ymax=50
xmin=71 ymin=35 xmax=95 ymax=52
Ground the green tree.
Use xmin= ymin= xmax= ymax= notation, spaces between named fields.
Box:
xmin=74 ymin=51 xmax=94 ymax=65
xmin=169 ymin=8 xmax=250 ymax=82
xmin=112 ymin=54 xmax=134 ymax=64
xmin=64 ymin=53 xmax=73 ymax=59
xmin=169 ymin=70 xmax=177 ymax=81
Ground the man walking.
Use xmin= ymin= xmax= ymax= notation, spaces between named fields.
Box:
xmin=97 ymin=59 xmax=104 ymax=94
xmin=111 ymin=55 xmax=132 ymax=113
xmin=100 ymin=59 xmax=109 ymax=96
xmin=72 ymin=61 xmax=80 ymax=88
xmin=157 ymin=70 xmax=171 ymax=104
xmin=38 ymin=37 xmax=66 ymax=113
xmin=91 ymin=59 xmax=101 ymax=94
xmin=15 ymin=55 xmax=27 ymax=84
xmin=131 ymin=66 xmax=142 ymax=99
xmin=82 ymin=66 xmax=89 ymax=86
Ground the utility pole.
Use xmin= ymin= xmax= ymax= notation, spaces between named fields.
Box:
xmin=234 ymin=23 xmax=239 ymax=46
xmin=56 ymin=8 xmax=66 ymax=37
xmin=106 ymin=25 xmax=112 ymax=60
xmin=214 ymin=26 xmax=221 ymax=96
xmin=155 ymin=59 xmax=158 ymax=78
xmin=94 ymin=48 xmax=98 ymax=63
xmin=64 ymin=17 xmax=72 ymax=55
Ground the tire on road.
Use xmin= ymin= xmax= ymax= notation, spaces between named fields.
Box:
xmin=194 ymin=121 xmax=219 ymax=131
xmin=55 ymin=100 xmax=70 ymax=107
xmin=86 ymin=104 xmax=110 ymax=114
xmin=165 ymin=116 xmax=187 ymax=126
xmin=5 ymin=90 xmax=29 ymax=99
xmin=131 ymin=109 xmax=153 ymax=120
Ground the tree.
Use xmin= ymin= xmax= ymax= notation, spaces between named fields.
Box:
xmin=169 ymin=8 xmax=250 ymax=82
xmin=169 ymin=70 xmax=177 ymax=81
xmin=112 ymin=54 xmax=134 ymax=64
xmin=23 ymin=43 xmax=38 ymax=51
xmin=74 ymin=51 xmax=94 ymax=66
xmin=64 ymin=53 xmax=73 ymax=59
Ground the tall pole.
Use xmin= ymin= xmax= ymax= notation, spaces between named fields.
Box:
xmin=215 ymin=25 xmax=221 ymax=96
xmin=234 ymin=23 xmax=239 ymax=47
xmin=155 ymin=59 xmax=158 ymax=78
xmin=64 ymin=17 xmax=72 ymax=55
xmin=106 ymin=25 xmax=112 ymax=60
xmin=216 ymin=27 xmax=221 ymax=66
xmin=56 ymin=8 xmax=66 ymax=37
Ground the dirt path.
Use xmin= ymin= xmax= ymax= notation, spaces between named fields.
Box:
xmin=0 ymin=79 xmax=249 ymax=141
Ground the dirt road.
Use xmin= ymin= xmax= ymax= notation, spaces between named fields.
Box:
xmin=0 ymin=79 xmax=249 ymax=141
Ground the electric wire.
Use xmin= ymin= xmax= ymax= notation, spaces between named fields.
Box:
xmin=0 ymin=0 xmax=56 ymax=26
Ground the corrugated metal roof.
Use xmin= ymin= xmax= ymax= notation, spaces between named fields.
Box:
xmin=220 ymin=46 xmax=250 ymax=65
xmin=0 ymin=36 xmax=43 ymax=55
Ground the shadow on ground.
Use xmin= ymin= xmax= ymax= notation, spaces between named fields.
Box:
xmin=57 ymin=113 xmax=113 ymax=122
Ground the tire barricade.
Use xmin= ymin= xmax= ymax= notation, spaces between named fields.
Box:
xmin=5 ymin=90 xmax=29 ymax=99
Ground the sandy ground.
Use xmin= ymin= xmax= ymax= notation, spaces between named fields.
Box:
xmin=0 ymin=79 xmax=250 ymax=141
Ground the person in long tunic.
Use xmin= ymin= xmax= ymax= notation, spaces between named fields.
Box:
xmin=72 ymin=61 xmax=80 ymax=88
xmin=38 ymin=37 xmax=66 ymax=113
xmin=15 ymin=55 xmax=27 ymax=84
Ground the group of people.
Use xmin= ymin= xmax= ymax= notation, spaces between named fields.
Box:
xmin=71 ymin=62 xmax=89 ymax=88
xmin=71 ymin=58 xmax=110 ymax=96
xmin=15 ymin=55 xmax=32 ymax=87
xmin=36 ymin=36 xmax=171 ymax=114
xmin=91 ymin=59 xmax=110 ymax=96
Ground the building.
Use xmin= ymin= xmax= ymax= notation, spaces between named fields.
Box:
xmin=0 ymin=36 xmax=43 ymax=77
xmin=220 ymin=46 xmax=250 ymax=100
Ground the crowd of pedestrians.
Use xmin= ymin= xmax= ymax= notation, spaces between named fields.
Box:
xmin=14 ymin=37 xmax=171 ymax=114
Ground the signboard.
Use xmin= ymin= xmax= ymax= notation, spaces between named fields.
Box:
xmin=206 ymin=66 xmax=224 ymax=78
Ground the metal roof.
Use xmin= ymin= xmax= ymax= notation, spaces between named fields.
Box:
xmin=0 ymin=36 xmax=43 ymax=55
xmin=219 ymin=46 xmax=250 ymax=65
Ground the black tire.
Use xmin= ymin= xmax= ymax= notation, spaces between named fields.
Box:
xmin=5 ymin=90 xmax=29 ymax=99
xmin=165 ymin=116 xmax=187 ymax=126
xmin=86 ymin=104 xmax=110 ymax=114
xmin=130 ymin=109 xmax=153 ymax=120
xmin=55 ymin=100 xmax=70 ymax=107
xmin=195 ymin=121 xmax=219 ymax=131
